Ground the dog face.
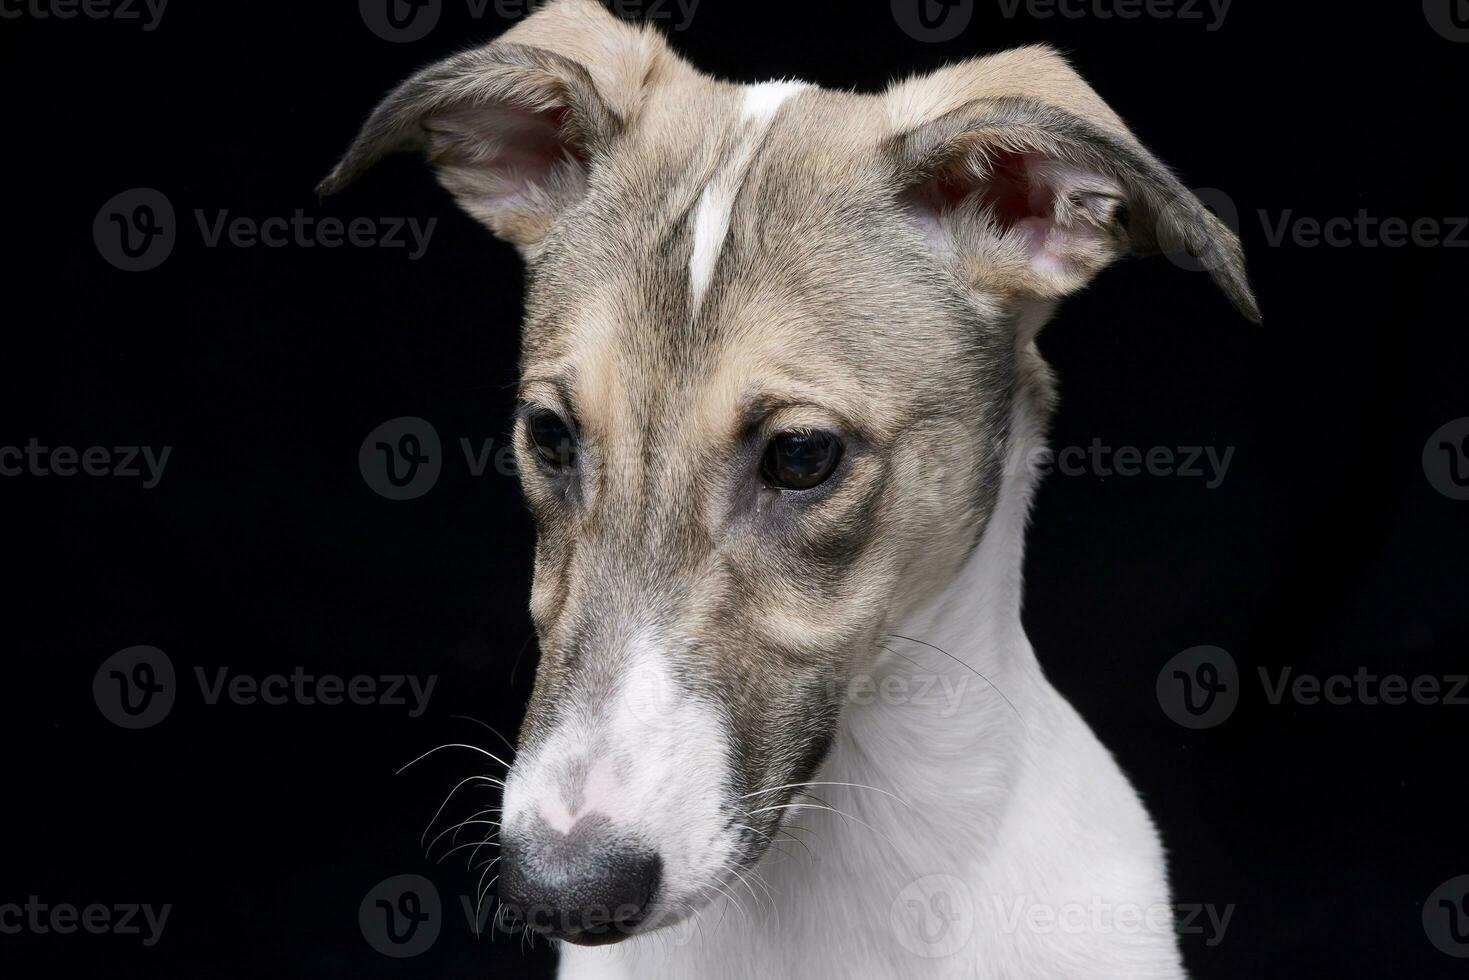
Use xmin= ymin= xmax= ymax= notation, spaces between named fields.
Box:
xmin=322 ymin=0 xmax=1256 ymax=944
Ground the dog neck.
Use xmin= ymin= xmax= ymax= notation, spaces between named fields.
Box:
xmin=826 ymin=382 xmax=1054 ymax=835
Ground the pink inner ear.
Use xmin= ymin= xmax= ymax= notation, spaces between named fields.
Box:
xmin=481 ymin=104 xmax=576 ymax=204
xmin=919 ymin=149 xmax=1056 ymax=263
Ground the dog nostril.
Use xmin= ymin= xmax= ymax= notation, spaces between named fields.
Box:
xmin=498 ymin=824 xmax=661 ymax=945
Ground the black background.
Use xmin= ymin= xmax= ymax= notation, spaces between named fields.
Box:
xmin=4 ymin=0 xmax=1467 ymax=977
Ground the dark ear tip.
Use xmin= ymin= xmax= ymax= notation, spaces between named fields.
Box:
xmin=315 ymin=171 xmax=345 ymax=197
xmin=1231 ymin=290 xmax=1262 ymax=324
xmin=1239 ymin=295 xmax=1263 ymax=326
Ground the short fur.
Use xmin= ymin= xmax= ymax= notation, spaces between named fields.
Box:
xmin=322 ymin=2 xmax=1257 ymax=977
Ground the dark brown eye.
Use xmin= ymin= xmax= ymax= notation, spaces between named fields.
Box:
xmin=761 ymin=430 xmax=842 ymax=490
xmin=527 ymin=409 xmax=576 ymax=471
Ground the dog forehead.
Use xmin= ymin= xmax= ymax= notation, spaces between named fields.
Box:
xmin=518 ymin=84 xmax=988 ymax=435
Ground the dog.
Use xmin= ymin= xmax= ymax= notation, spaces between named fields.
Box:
xmin=322 ymin=1 xmax=1257 ymax=976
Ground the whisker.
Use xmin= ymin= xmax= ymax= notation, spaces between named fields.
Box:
xmin=884 ymin=632 xmax=1025 ymax=723
xmin=397 ymin=743 xmax=513 ymax=776
xmin=420 ymin=774 xmax=505 ymax=846
xmin=425 ymin=818 xmax=500 ymax=858
xmin=732 ymin=820 xmax=813 ymax=860
xmin=450 ymin=808 xmax=503 ymax=846
xmin=706 ymin=881 xmax=748 ymax=927
xmin=466 ymin=834 xmax=501 ymax=870
xmin=728 ymin=865 xmax=770 ymax=922
xmin=433 ymin=836 xmax=501 ymax=865
xmin=745 ymin=801 xmax=902 ymax=855
xmin=477 ymin=873 xmax=501 ymax=922
xmin=450 ymin=714 xmax=519 ymax=758
xmin=736 ymin=780 xmax=913 ymax=809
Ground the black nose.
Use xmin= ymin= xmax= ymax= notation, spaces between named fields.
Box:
xmin=498 ymin=816 xmax=661 ymax=945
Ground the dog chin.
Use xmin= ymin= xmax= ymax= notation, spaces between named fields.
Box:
xmin=558 ymin=925 xmax=645 ymax=947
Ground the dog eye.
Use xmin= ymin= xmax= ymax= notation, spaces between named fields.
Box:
xmin=527 ymin=410 xmax=576 ymax=471
xmin=761 ymin=431 xmax=842 ymax=490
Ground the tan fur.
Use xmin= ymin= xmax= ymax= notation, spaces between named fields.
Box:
xmin=320 ymin=0 xmax=1258 ymax=938
xmin=884 ymin=45 xmax=1133 ymax=141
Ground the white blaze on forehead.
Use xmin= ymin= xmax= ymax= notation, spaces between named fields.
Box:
xmin=741 ymin=79 xmax=811 ymax=123
xmin=688 ymin=80 xmax=811 ymax=310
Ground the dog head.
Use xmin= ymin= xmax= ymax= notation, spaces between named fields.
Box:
xmin=322 ymin=0 xmax=1256 ymax=945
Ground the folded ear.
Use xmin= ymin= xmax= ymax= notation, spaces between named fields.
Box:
xmin=884 ymin=46 xmax=1260 ymax=322
xmin=317 ymin=0 xmax=677 ymax=257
